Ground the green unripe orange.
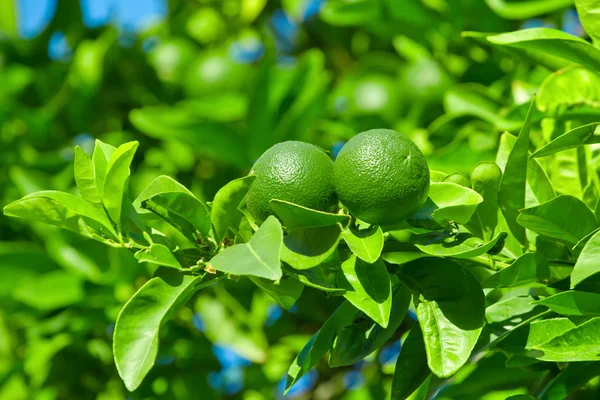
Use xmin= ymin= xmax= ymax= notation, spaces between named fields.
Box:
xmin=333 ymin=129 xmax=430 ymax=225
xmin=246 ymin=141 xmax=337 ymax=223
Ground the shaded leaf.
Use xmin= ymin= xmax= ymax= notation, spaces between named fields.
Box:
xmin=281 ymin=224 xmax=341 ymax=270
xmin=572 ymin=229 xmax=600 ymax=288
xmin=270 ymin=199 xmax=348 ymax=231
xmin=390 ymin=323 xmax=430 ymax=400
xmin=482 ymin=253 xmax=551 ymax=288
xmin=250 ymin=276 xmax=304 ymax=310
xmin=211 ymin=175 xmax=255 ymax=243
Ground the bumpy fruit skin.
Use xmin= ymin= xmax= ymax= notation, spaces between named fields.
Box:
xmin=246 ymin=141 xmax=337 ymax=223
xmin=334 ymin=129 xmax=430 ymax=225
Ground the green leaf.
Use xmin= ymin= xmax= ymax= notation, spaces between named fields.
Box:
xmin=482 ymin=253 xmax=551 ymax=288
xmin=398 ymin=258 xmax=485 ymax=330
xmin=415 ymin=231 xmax=504 ymax=259
xmin=341 ymin=225 xmax=384 ymax=263
xmin=417 ymin=300 xmax=482 ymax=378
xmin=329 ymin=284 xmax=410 ymax=367
xmin=532 ymin=123 xmax=600 ymax=158
xmin=270 ymin=199 xmax=348 ymax=231
xmin=133 ymin=175 xmax=194 ymax=214
xmin=469 ymin=162 xmax=502 ymax=241
xmin=102 ymin=141 xmax=139 ymax=228
xmin=538 ymin=67 xmax=600 ymax=113
xmin=92 ymin=140 xmax=116 ymax=196
xmin=485 ymin=296 xmax=538 ymax=324
xmin=141 ymin=198 xmax=199 ymax=244
xmin=575 ymin=0 xmax=600 ymax=46
xmin=465 ymin=28 xmax=600 ymax=71
xmin=499 ymin=99 xmax=533 ymax=246
xmin=572 ymin=229 xmax=600 ymax=288
xmin=485 ymin=0 xmax=573 ymax=19
xmin=319 ymin=0 xmax=381 ymax=26
xmin=74 ymin=146 xmax=101 ymax=207
xmin=533 ymin=291 xmax=600 ymax=316
xmin=114 ymin=274 xmax=211 ymax=391
xmin=250 ymin=276 xmax=304 ymax=310
xmin=428 ymin=182 xmax=483 ymax=225
xmin=390 ymin=323 xmax=430 ymax=400
xmin=149 ymin=192 xmax=211 ymax=238
xmin=0 ymin=0 xmax=18 ymax=36
xmin=382 ymin=251 xmax=429 ymax=265
xmin=281 ymin=225 xmax=342 ymax=270
xmin=338 ymin=255 xmax=392 ymax=328
xmin=211 ymin=175 xmax=256 ymax=243
xmin=130 ymin=107 xmax=248 ymax=168
xmin=539 ymin=362 xmax=600 ymax=400
xmin=134 ymin=243 xmax=184 ymax=270
xmin=287 ymin=266 xmax=345 ymax=293
xmin=3 ymin=190 xmax=116 ymax=239
xmin=531 ymin=317 xmax=600 ymax=361
xmin=285 ymin=301 xmax=359 ymax=393
xmin=13 ymin=271 xmax=84 ymax=311
xmin=517 ymin=195 xmax=598 ymax=246
xmin=209 ymin=216 xmax=283 ymax=280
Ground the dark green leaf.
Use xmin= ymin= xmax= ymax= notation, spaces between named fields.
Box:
xmin=281 ymin=225 xmax=341 ymax=270
xmin=286 ymin=301 xmax=359 ymax=393
xmin=482 ymin=253 xmax=551 ymax=288
xmin=133 ymin=175 xmax=194 ymax=214
xmin=149 ymin=192 xmax=211 ymax=238
xmin=250 ymin=276 xmax=304 ymax=310
xmin=390 ymin=323 xmax=430 ymax=400
xmin=539 ymin=362 xmax=600 ymax=400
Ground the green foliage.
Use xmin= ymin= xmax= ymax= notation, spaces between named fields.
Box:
xmin=5 ymin=2 xmax=600 ymax=400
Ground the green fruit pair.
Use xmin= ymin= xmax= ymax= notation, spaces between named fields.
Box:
xmin=246 ymin=129 xmax=430 ymax=226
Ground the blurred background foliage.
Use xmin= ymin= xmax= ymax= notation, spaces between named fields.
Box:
xmin=0 ymin=0 xmax=590 ymax=399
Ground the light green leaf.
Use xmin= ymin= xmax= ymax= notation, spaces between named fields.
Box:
xmin=270 ymin=199 xmax=348 ymax=231
xmin=134 ymin=243 xmax=184 ymax=270
xmin=531 ymin=317 xmax=600 ymax=361
xmin=415 ymin=231 xmax=504 ymax=259
xmin=538 ymin=67 xmax=600 ymax=113
xmin=499 ymin=99 xmax=533 ymax=246
xmin=319 ymin=0 xmax=381 ymax=26
xmin=285 ymin=301 xmax=359 ymax=393
xmin=133 ymin=175 xmax=194 ymax=214
xmin=390 ymin=323 xmax=430 ymax=400
xmin=534 ymin=291 xmax=600 ymax=316
xmin=468 ymin=162 xmax=502 ymax=240
xmin=250 ymin=276 xmax=304 ymax=310
xmin=482 ymin=253 xmax=550 ymax=288
xmin=74 ymin=146 xmax=101 ymax=207
xmin=417 ymin=300 xmax=482 ymax=378
xmin=329 ymin=284 xmax=410 ymax=367
xmin=486 ymin=0 xmax=573 ymax=19
xmin=572 ymin=229 xmax=600 ymax=288
xmin=341 ymin=225 xmax=384 ymax=263
xmin=3 ymin=190 xmax=116 ymax=239
xmin=130 ymin=107 xmax=248 ymax=168
xmin=211 ymin=175 xmax=256 ymax=243
xmin=102 ymin=141 xmax=139 ymax=228
xmin=338 ymin=255 xmax=392 ymax=328
xmin=517 ymin=195 xmax=598 ymax=246
xmin=281 ymin=225 xmax=342 ymax=270
xmin=382 ymin=251 xmax=429 ymax=265
xmin=114 ymin=275 xmax=209 ymax=391
xmin=575 ymin=0 xmax=600 ymax=46
xmin=539 ymin=362 xmax=600 ymax=400
xmin=532 ymin=123 xmax=600 ymax=158
xmin=13 ymin=271 xmax=84 ymax=311
xmin=465 ymin=28 xmax=600 ymax=71
xmin=485 ymin=296 xmax=538 ymax=324
xmin=428 ymin=182 xmax=483 ymax=225
xmin=287 ymin=266 xmax=345 ymax=293
xmin=0 ymin=0 xmax=18 ymax=36
xmin=92 ymin=140 xmax=116 ymax=196
xmin=398 ymin=258 xmax=485 ymax=330
xmin=149 ymin=192 xmax=211 ymax=238
xmin=209 ymin=216 xmax=283 ymax=280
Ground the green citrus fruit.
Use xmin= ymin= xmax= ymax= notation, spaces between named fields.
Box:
xmin=334 ymin=129 xmax=430 ymax=225
xmin=246 ymin=141 xmax=337 ymax=223
xmin=184 ymin=48 xmax=247 ymax=97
